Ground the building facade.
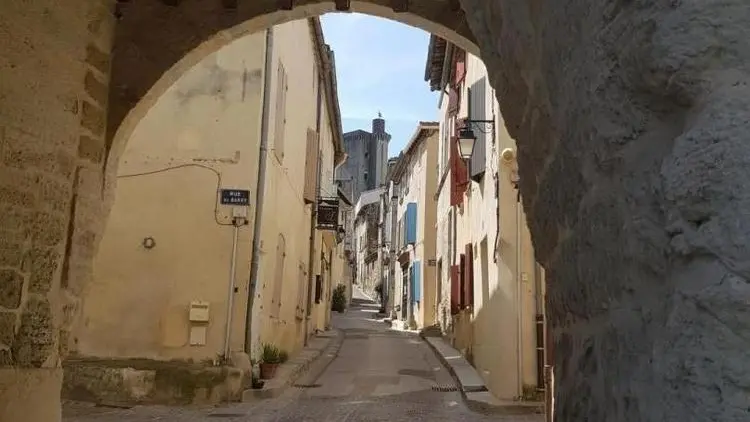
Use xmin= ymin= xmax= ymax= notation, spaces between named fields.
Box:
xmin=425 ymin=35 xmax=548 ymax=404
xmin=351 ymin=188 xmax=385 ymax=297
xmin=77 ymin=18 xmax=346 ymax=370
xmin=388 ymin=123 xmax=439 ymax=330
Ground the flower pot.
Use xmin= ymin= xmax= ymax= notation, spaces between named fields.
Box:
xmin=259 ymin=363 xmax=279 ymax=379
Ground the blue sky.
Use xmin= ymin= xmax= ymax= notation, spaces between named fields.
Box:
xmin=320 ymin=13 xmax=439 ymax=157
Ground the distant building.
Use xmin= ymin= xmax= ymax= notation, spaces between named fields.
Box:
xmin=335 ymin=115 xmax=392 ymax=202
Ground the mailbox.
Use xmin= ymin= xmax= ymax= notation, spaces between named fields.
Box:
xmin=189 ymin=301 xmax=210 ymax=322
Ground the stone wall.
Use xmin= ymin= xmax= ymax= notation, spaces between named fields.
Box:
xmin=460 ymin=0 xmax=750 ymax=420
xmin=0 ymin=0 xmax=114 ymax=420
xmin=2 ymin=0 xmax=749 ymax=421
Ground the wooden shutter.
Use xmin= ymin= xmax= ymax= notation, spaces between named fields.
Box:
xmin=271 ymin=234 xmax=286 ymax=318
xmin=315 ymin=274 xmax=322 ymax=304
xmin=449 ymin=136 xmax=469 ymax=207
xmin=453 ymin=49 xmax=466 ymax=86
xmin=411 ymin=261 xmax=422 ymax=303
xmin=274 ymin=62 xmax=288 ymax=162
xmin=469 ymin=77 xmax=488 ymax=182
xmin=463 ymin=243 xmax=474 ymax=309
xmin=303 ymin=128 xmax=319 ymax=204
xmin=450 ymin=265 xmax=461 ymax=315
xmin=458 ymin=254 xmax=466 ymax=309
xmin=447 ymin=88 xmax=459 ymax=116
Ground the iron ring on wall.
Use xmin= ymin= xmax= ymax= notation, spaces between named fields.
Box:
xmin=142 ymin=237 xmax=156 ymax=250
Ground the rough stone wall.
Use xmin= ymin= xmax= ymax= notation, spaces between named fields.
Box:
xmin=0 ymin=0 xmax=114 ymax=420
xmin=460 ymin=0 xmax=750 ymax=420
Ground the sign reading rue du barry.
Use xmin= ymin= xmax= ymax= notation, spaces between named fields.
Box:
xmin=220 ymin=189 xmax=250 ymax=206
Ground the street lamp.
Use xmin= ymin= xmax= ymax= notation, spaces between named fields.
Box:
xmin=457 ymin=127 xmax=476 ymax=161
xmin=457 ymin=118 xmax=496 ymax=162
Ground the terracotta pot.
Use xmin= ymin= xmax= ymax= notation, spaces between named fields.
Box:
xmin=259 ymin=363 xmax=279 ymax=379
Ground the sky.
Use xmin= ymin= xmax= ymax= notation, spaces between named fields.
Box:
xmin=320 ymin=13 xmax=439 ymax=158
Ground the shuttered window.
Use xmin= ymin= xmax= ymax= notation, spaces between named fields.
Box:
xmin=271 ymin=234 xmax=286 ymax=318
xmin=303 ymin=128 xmax=319 ymax=204
xmin=450 ymin=135 xmax=469 ymax=206
xmin=447 ymin=88 xmax=459 ymax=116
xmin=404 ymin=202 xmax=417 ymax=245
xmin=453 ymin=49 xmax=467 ymax=86
xmin=468 ymin=77 xmax=488 ymax=182
xmin=450 ymin=265 xmax=461 ymax=314
xmin=411 ymin=261 xmax=422 ymax=303
xmin=274 ymin=62 xmax=288 ymax=162
xmin=463 ymin=243 xmax=474 ymax=309
xmin=296 ymin=263 xmax=307 ymax=320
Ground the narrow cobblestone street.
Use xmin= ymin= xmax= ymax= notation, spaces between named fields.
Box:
xmin=63 ymin=290 xmax=543 ymax=421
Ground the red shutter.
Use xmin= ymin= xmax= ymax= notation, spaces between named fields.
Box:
xmin=450 ymin=265 xmax=461 ymax=315
xmin=458 ymin=254 xmax=466 ymax=309
xmin=453 ymin=49 xmax=466 ymax=86
xmin=447 ymin=88 xmax=459 ymax=116
xmin=464 ymin=244 xmax=474 ymax=309
xmin=449 ymin=137 xmax=460 ymax=206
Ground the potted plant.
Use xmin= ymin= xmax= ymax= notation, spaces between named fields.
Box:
xmin=331 ymin=284 xmax=347 ymax=313
xmin=259 ymin=343 xmax=288 ymax=379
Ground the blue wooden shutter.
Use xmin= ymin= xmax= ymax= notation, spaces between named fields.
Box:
xmin=411 ymin=261 xmax=421 ymax=303
xmin=405 ymin=202 xmax=417 ymax=245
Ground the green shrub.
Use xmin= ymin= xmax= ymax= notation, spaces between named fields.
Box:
xmin=260 ymin=343 xmax=285 ymax=364
xmin=374 ymin=282 xmax=383 ymax=301
xmin=331 ymin=284 xmax=347 ymax=313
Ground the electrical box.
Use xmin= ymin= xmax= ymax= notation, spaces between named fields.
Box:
xmin=189 ymin=326 xmax=207 ymax=346
xmin=189 ymin=301 xmax=210 ymax=322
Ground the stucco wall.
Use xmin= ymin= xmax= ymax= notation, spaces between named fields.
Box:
xmin=78 ymin=32 xmax=266 ymax=361
xmin=252 ymin=19 xmax=336 ymax=357
xmin=82 ymin=19 xmax=335 ymax=363
xmin=392 ymin=129 xmax=438 ymax=329
xmin=432 ymin=53 xmax=541 ymax=401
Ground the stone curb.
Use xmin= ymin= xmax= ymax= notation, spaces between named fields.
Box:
xmin=241 ymin=329 xmax=344 ymax=402
xmin=420 ymin=333 xmax=543 ymax=416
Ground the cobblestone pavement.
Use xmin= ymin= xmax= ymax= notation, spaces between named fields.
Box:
xmin=64 ymin=289 xmax=543 ymax=421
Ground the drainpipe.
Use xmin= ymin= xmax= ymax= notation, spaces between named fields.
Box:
xmin=244 ymin=27 xmax=274 ymax=356
xmin=515 ymin=193 xmax=524 ymax=398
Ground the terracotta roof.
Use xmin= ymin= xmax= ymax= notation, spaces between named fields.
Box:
xmin=424 ymin=35 xmax=448 ymax=91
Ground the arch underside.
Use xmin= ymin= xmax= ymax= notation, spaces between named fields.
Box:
xmin=107 ymin=0 xmax=477 ymax=160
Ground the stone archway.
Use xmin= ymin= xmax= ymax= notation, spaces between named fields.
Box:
xmin=1 ymin=0 xmax=749 ymax=421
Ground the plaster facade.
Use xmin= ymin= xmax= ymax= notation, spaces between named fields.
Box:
xmin=429 ymin=44 xmax=545 ymax=402
xmin=2 ymin=0 xmax=750 ymax=421
xmin=352 ymin=188 xmax=384 ymax=297
xmin=390 ymin=123 xmax=439 ymax=329
xmin=75 ymin=18 xmax=345 ymax=369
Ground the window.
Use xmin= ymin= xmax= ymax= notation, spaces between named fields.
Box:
xmin=303 ymin=128 xmax=319 ymax=203
xmin=364 ymin=172 xmax=368 ymax=181
xmin=271 ymin=234 xmax=286 ymax=318
xmin=468 ymin=77 xmax=488 ymax=182
xmin=274 ymin=62 xmax=288 ymax=162
xmin=296 ymin=263 xmax=307 ymax=320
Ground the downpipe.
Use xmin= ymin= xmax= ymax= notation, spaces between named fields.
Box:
xmin=244 ymin=27 xmax=274 ymax=356
xmin=515 ymin=193 xmax=524 ymax=398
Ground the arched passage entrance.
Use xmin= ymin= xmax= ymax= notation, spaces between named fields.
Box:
xmin=1 ymin=1 xmax=749 ymax=421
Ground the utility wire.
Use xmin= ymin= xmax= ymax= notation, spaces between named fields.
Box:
xmin=117 ymin=163 xmax=234 ymax=226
